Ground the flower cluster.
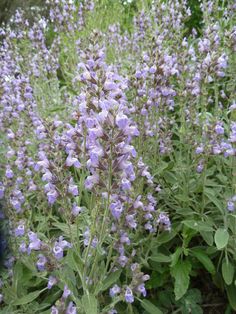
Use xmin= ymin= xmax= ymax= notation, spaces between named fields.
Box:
xmin=0 ymin=0 xmax=235 ymax=313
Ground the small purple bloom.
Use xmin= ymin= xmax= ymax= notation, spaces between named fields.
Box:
xmin=36 ymin=254 xmax=47 ymax=271
xmin=53 ymin=245 xmax=63 ymax=260
xmin=118 ymin=255 xmax=128 ymax=267
xmin=137 ymin=283 xmax=147 ymax=297
xmin=5 ymin=167 xmax=14 ymax=179
xmin=15 ymin=224 xmax=25 ymax=237
xmin=68 ymin=183 xmax=79 ymax=196
xmin=110 ymin=200 xmax=124 ymax=219
xmin=157 ymin=212 xmax=171 ymax=231
xmin=47 ymin=189 xmax=59 ymax=204
xmin=215 ymin=124 xmax=224 ymax=135
xmin=51 ymin=306 xmax=59 ymax=314
xmin=116 ymin=113 xmax=129 ymax=129
xmin=47 ymin=276 xmax=57 ymax=289
xmin=227 ymin=201 xmax=235 ymax=212
xmin=72 ymin=203 xmax=82 ymax=216
xmin=19 ymin=241 xmax=27 ymax=253
xmin=66 ymin=302 xmax=77 ymax=314
xmin=62 ymin=285 xmax=71 ymax=299
xmin=109 ymin=284 xmax=121 ymax=297
xmin=121 ymin=178 xmax=131 ymax=191
xmin=125 ymin=287 xmax=134 ymax=303
xmin=28 ymin=238 xmax=41 ymax=252
xmin=195 ymin=146 xmax=204 ymax=154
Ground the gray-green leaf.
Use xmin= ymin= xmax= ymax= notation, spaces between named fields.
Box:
xmin=12 ymin=288 xmax=46 ymax=305
xmin=140 ymin=299 xmax=163 ymax=314
xmin=81 ymin=294 xmax=98 ymax=314
xmin=214 ymin=228 xmax=229 ymax=250
xmin=171 ymin=260 xmax=192 ymax=300
xmin=191 ymin=248 xmax=215 ymax=274
xmin=222 ymin=259 xmax=235 ymax=285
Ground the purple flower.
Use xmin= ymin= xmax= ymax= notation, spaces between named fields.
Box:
xmin=215 ymin=123 xmax=224 ymax=135
xmin=36 ymin=254 xmax=47 ymax=271
xmin=104 ymin=81 xmax=117 ymax=91
xmin=19 ymin=241 xmax=27 ymax=253
xmin=110 ymin=200 xmax=124 ymax=219
xmin=227 ymin=201 xmax=235 ymax=212
xmin=5 ymin=167 xmax=14 ymax=179
xmin=66 ymin=154 xmax=81 ymax=168
xmin=120 ymin=232 xmax=130 ymax=245
xmin=47 ymin=188 xmax=59 ymax=205
xmin=118 ymin=255 xmax=128 ymax=267
xmin=42 ymin=170 xmax=53 ymax=182
xmin=195 ymin=146 xmax=204 ymax=154
xmin=72 ymin=203 xmax=82 ymax=216
xmin=51 ymin=306 xmax=59 ymax=314
xmin=68 ymin=183 xmax=79 ymax=196
xmin=62 ymin=285 xmax=71 ymax=299
xmin=47 ymin=276 xmax=57 ymax=289
xmin=121 ymin=178 xmax=132 ymax=191
xmin=109 ymin=284 xmax=121 ymax=297
xmin=142 ymin=274 xmax=150 ymax=281
xmin=149 ymin=65 xmax=156 ymax=74
xmin=83 ymin=227 xmax=90 ymax=246
xmin=125 ymin=287 xmax=134 ymax=303
xmin=28 ymin=232 xmax=41 ymax=251
xmin=157 ymin=212 xmax=171 ymax=231
xmin=137 ymin=283 xmax=147 ymax=297
xmin=116 ymin=113 xmax=129 ymax=129
xmin=53 ymin=245 xmax=63 ymax=260
xmin=126 ymin=214 xmax=137 ymax=229
xmin=66 ymin=302 xmax=77 ymax=314
xmin=84 ymin=173 xmax=99 ymax=190
xmin=15 ymin=224 xmax=25 ymax=237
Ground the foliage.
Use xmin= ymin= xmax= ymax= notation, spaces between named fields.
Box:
xmin=0 ymin=0 xmax=236 ymax=313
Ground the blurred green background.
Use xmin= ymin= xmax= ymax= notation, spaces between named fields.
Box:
xmin=0 ymin=0 xmax=45 ymax=25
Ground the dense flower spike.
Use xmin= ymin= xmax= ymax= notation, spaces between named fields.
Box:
xmin=0 ymin=0 xmax=235 ymax=313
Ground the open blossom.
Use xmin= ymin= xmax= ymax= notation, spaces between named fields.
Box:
xmin=53 ymin=236 xmax=72 ymax=260
xmin=125 ymin=287 xmax=134 ymax=303
xmin=110 ymin=200 xmax=124 ymax=219
xmin=62 ymin=285 xmax=71 ymax=299
xmin=36 ymin=254 xmax=47 ymax=271
xmin=109 ymin=284 xmax=121 ymax=297
xmin=66 ymin=302 xmax=77 ymax=314
xmin=47 ymin=276 xmax=57 ymax=289
xmin=15 ymin=224 xmax=25 ymax=237
xmin=28 ymin=232 xmax=41 ymax=253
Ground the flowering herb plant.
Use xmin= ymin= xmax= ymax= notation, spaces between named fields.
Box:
xmin=0 ymin=0 xmax=235 ymax=313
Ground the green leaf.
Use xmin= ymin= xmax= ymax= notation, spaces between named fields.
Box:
xmin=222 ymin=259 xmax=235 ymax=285
xmin=171 ymin=247 xmax=183 ymax=267
xmin=12 ymin=288 xmax=46 ymax=305
xmin=171 ymin=260 xmax=192 ymax=300
xmin=191 ymin=248 xmax=215 ymax=274
xmin=150 ymin=253 xmax=171 ymax=263
xmin=226 ymin=285 xmax=236 ymax=310
xmin=214 ymin=228 xmax=229 ymax=250
xmin=156 ymin=228 xmax=178 ymax=244
xmin=52 ymin=222 xmax=78 ymax=238
xmin=139 ymin=299 xmax=163 ymax=314
xmin=183 ymin=220 xmax=213 ymax=232
xmin=98 ymin=269 xmax=122 ymax=293
xmin=81 ymin=294 xmax=98 ymax=314
xmin=66 ymin=250 xmax=84 ymax=274
xmin=13 ymin=261 xmax=23 ymax=295
xmin=199 ymin=231 xmax=213 ymax=246
xmin=204 ymin=189 xmax=224 ymax=214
